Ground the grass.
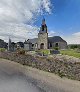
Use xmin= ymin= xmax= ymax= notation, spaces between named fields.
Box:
xmin=0 ymin=48 xmax=6 ymax=52
xmin=37 ymin=49 xmax=50 ymax=55
xmin=60 ymin=49 xmax=80 ymax=58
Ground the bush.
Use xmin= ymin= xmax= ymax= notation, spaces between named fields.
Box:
xmin=75 ymin=48 xmax=80 ymax=53
xmin=54 ymin=47 xmax=59 ymax=50
xmin=0 ymin=48 xmax=6 ymax=52
xmin=16 ymin=48 xmax=25 ymax=55
xmin=37 ymin=49 xmax=50 ymax=55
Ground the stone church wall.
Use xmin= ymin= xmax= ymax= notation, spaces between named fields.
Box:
xmin=58 ymin=42 xmax=67 ymax=49
xmin=48 ymin=42 xmax=67 ymax=50
xmin=38 ymin=33 xmax=48 ymax=49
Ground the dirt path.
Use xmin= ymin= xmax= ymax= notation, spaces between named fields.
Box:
xmin=0 ymin=58 xmax=80 ymax=92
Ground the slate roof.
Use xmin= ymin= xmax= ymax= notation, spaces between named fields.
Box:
xmin=48 ymin=36 xmax=67 ymax=43
xmin=24 ymin=38 xmax=38 ymax=44
xmin=24 ymin=36 xmax=66 ymax=44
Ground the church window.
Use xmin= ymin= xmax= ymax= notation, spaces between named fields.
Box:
xmin=32 ymin=44 xmax=34 ymax=47
xmin=50 ymin=43 xmax=52 ymax=47
xmin=55 ymin=43 xmax=58 ymax=47
xmin=40 ymin=43 xmax=44 ymax=49
xmin=42 ymin=25 xmax=44 ymax=31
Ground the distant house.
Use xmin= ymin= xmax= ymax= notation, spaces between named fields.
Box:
xmin=24 ymin=18 xmax=67 ymax=51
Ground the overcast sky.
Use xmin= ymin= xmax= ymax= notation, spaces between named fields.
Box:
xmin=0 ymin=0 xmax=80 ymax=44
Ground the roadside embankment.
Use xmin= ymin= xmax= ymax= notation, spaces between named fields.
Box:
xmin=0 ymin=52 xmax=80 ymax=81
xmin=0 ymin=58 xmax=80 ymax=92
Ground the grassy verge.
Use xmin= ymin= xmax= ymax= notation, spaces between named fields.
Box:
xmin=0 ymin=48 xmax=6 ymax=52
xmin=36 ymin=49 xmax=50 ymax=55
xmin=60 ymin=50 xmax=80 ymax=58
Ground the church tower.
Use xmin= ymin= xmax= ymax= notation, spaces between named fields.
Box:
xmin=38 ymin=18 xmax=48 ymax=49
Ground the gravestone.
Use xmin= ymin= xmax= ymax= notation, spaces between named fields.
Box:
xmin=50 ymin=50 xmax=60 ymax=54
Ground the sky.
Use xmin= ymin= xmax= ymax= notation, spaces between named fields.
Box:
xmin=0 ymin=0 xmax=80 ymax=44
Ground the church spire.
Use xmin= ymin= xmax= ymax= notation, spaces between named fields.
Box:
xmin=42 ymin=17 xmax=46 ymax=25
xmin=39 ymin=17 xmax=47 ymax=33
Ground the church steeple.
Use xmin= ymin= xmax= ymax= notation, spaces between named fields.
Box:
xmin=42 ymin=17 xmax=46 ymax=25
xmin=39 ymin=18 xmax=48 ymax=33
xmin=38 ymin=18 xmax=48 ymax=49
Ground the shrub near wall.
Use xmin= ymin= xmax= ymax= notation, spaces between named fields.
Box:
xmin=36 ymin=49 xmax=50 ymax=55
xmin=0 ymin=48 xmax=6 ymax=52
xmin=0 ymin=52 xmax=80 ymax=81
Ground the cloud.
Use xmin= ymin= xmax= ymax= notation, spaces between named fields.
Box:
xmin=0 ymin=0 xmax=51 ymax=42
xmin=61 ymin=32 xmax=80 ymax=44
xmin=41 ymin=0 xmax=52 ymax=14
xmin=73 ymin=32 xmax=80 ymax=37
xmin=48 ymin=30 xmax=56 ymax=37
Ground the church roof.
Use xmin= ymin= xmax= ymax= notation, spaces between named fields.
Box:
xmin=25 ymin=38 xmax=38 ymax=44
xmin=24 ymin=36 xmax=66 ymax=44
xmin=48 ymin=36 xmax=67 ymax=43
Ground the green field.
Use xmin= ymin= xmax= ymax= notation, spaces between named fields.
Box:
xmin=60 ymin=50 xmax=80 ymax=58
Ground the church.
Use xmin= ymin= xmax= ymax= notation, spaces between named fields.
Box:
xmin=24 ymin=18 xmax=67 ymax=51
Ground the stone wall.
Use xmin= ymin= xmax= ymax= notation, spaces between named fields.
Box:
xmin=48 ymin=42 xmax=67 ymax=50
xmin=59 ymin=42 xmax=67 ymax=49
xmin=0 ymin=52 xmax=80 ymax=81
xmin=24 ymin=44 xmax=30 ymax=51
xmin=38 ymin=33 xmax=48 ymax=49
xmin=52 ymin=42 xmax=67 ymax=50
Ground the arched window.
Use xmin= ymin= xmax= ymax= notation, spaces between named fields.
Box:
xmin=50 ymin=43 xmax=52 ymax=47
xmin=32 ymin=44 xmax=34 ymax=47
xmin=40 ymin=43 xmax=44 ymax=49
xmin=55 ymin=43 xmax=58 ymax=47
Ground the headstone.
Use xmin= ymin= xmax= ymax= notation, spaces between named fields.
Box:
xmin=50 ymin=50 xmax=60 ymax=54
